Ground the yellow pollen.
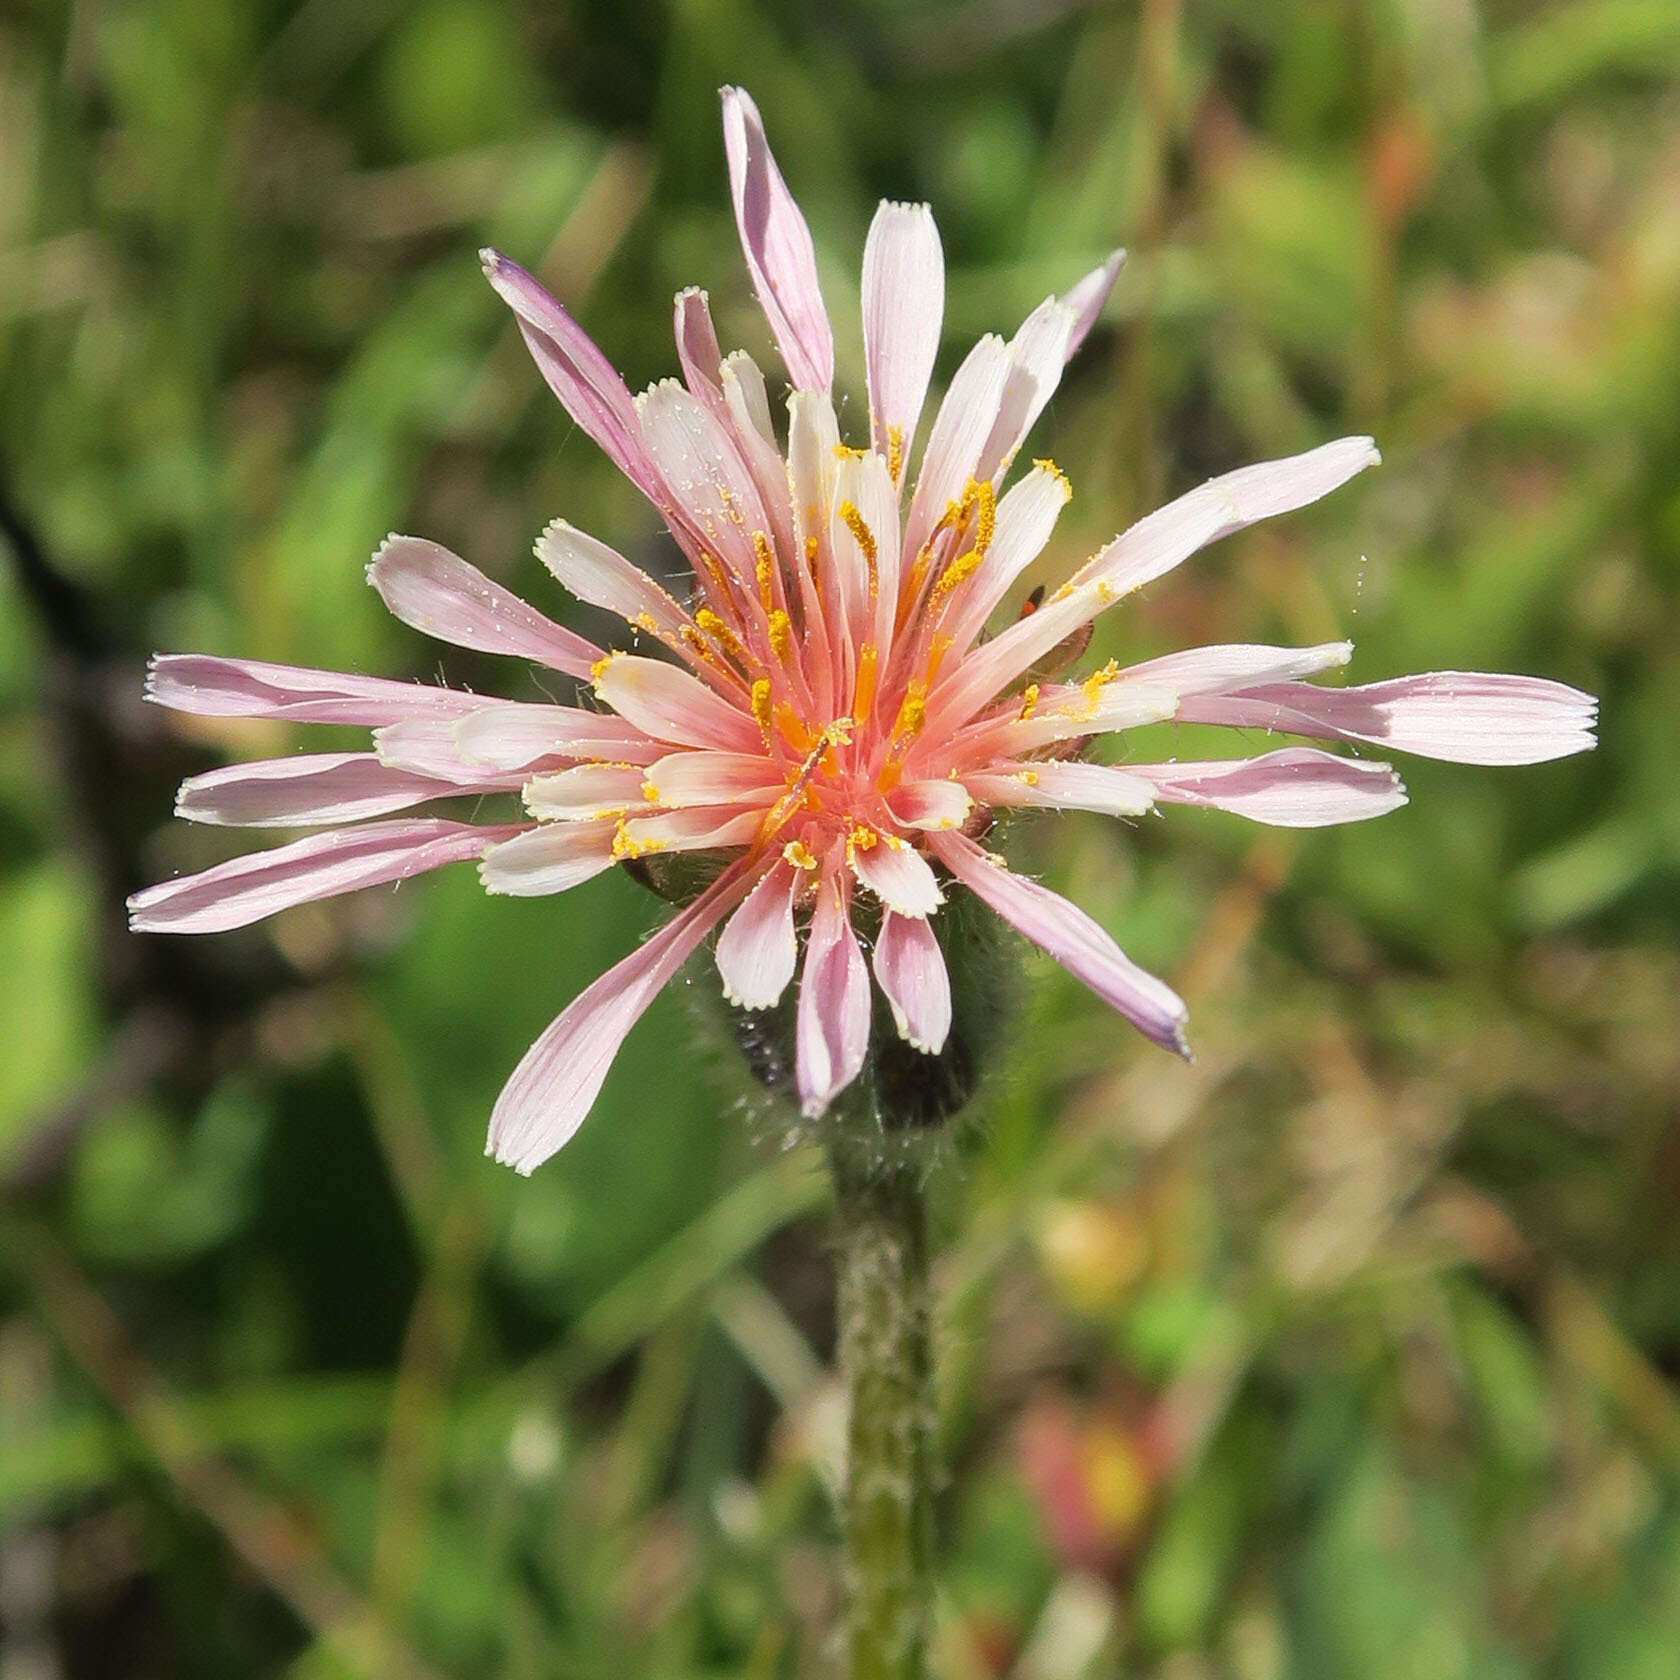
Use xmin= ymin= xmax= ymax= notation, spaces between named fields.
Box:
xmin=1078 ymin=659 xmax=1120 ymax=718
xmin=750 ymin=677 xmax=774 ymax=740
xmin=589 ymin=652 xmax=618 ymax=685
xmin=931 ymin=548 xmax=983 ymax=600
xmin=694 ymin=607 xmax=749 ymax=668
xmin=1015 ymin=769 xmax=1040 ymax=786
xmin=697 ymin=549 xmax=735 ymax=600
xmin=753 ymin=531 xmax=776 ymax=612
xmin=783 ymin=839 xmax=818 ymax=870
xmin=1033 ymin=457 xmax=1073 ymax=499
xmin=632 ymin=611 xmax=661 ymax=636
xmin=853 ymin=642 xmax=879 ymax=724
xmin=893 ymin=680 xmax=928 ymax=743
xmin=886 ymin=424 xmax=905 ymax=484
xmin=973 ymin=480 xmax=996 ymax=553
xmin=833 ymin=443 xmax=871 ymax=461
xmin=768 ymin=608 xmax=794 ymax=663
xmin=611 ymin=821 xmax=665 ymax=862
xmin=847 ymin=825 xmax=879 ymax=854
xmin=925 ymin=633 xmax=955 ymax=684
xmin=1018 ymin=683 xmax=1041 ymax=720
xmin=837 ymin=500 xmax=879 ymax=597
xmin=803 ymin=533 xmax=820 ymax=575
xmin=641 ymin=780 xmax=661 ymax=802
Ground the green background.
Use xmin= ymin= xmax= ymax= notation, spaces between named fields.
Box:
xmin=2 ymin=0 xmax=1677 ymax=1674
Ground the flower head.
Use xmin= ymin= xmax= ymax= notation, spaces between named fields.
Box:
xmin=131 ymin=88 xmax=1597 ymax=1171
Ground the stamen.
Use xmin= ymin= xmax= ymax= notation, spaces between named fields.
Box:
xmin=892 ymin=680 xmax=928 ymax=744
xmin=695 ymin=607 xmax=750 ymax=669
xmin=750 ymin=677 xmax=774 ymax=742
xmin=753 ymin=531 xmax=776 ymax=613
xmin=886 ymin=424 xmax=905 ymax=485
xmin=837 ymin=500 xmax=880 ymax=598
xmin=773 ymin=701 xmax=811 ymax=751
xmin=1018 ymin=684 xmax=1041 ymax=720
xmin=930 ymin=548 xmax=983 ymax=601
xmin=853 ymin=642 xmax=879 ymax=724
xmin=972 ymin=479 xmax=996 ymax=554
xmin=768 ymin=609 xmax=795 ymax=664
xmin=783 ymin=838 xmax=818 ymax=870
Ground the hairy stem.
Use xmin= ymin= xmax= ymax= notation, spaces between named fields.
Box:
xmin=829 ymin=1135 xmax=933 ymax=1680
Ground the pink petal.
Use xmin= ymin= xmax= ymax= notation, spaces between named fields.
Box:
xmin=593 ymin=653 xmax=761 ymax=753
xmin=146 ymin=654 xmax=482 ymax=725
xmin=832 ymin=446 xmax=902 ymax=659
xmin=861 ymin=201 xmax=944 ymax=475
xmin=1129 ymin=748 xmax=1408 ymax=826
xmin=795 ymin=865 xmax=871 ymax=1117
xmin=448 ymin=702 xmax=661 ymax=771
xmin=487 ymin=864 xmax=754 ymax=1173
xmin=534 ymin=518 xmax=691 ymax=642
xmin=1177 ymin=672 xmax=1599 ymax=766
xmin=1119 ymin=640 xmax=1353 ymax=697
xmin=886 ymin=779 xmax=974 ymax=832
xmin=941 ymin=680 xmax=1177 ymax=761
xmin=640 ymin=750 xmax=782 ymax=808
xmin=521 ymin=764 xmax=648 ymax=820
xmin=715 ymin=858 xmax=800 ymax=1009
xmin=903 ymin=334 xmax=1012 ymax=562
xmin=721 ymin=354 xmax=800 ymax=564
xmin=367 ymin=535 xmax=603 ymax=678
xmin=1086 ymin=436 xmax=1381 ymax=598
xmin=940 ymin=461 xmax=1072 ymax=657
xmin=975 ymin=295 xmax=1077 ymax=483
xmin=478 ymin=819 xmax=618 ymax=896
xmin=637 ymin=378 xmax=773 ymax=589
xmin=1061 ymin=250 xmax=1125 ymax=359
xmin=128 ymin=818 xmax=520 ymax=935
xmin=617 ymin=806 xmax=764 ymax=854
xmin=720 ymin=86 xmax=833 ymax=392
xmin=928 ymin=830 xmax=1189 ymax=1056
xmin=175 ymin=752 xmax=482 ymax=828
xmin=937 ymin=439 xmax=1378 ymax=725
xmin=479 ymin=249 xmax=664 ymax=501
xmin=848 ymin=831 xmax=943 ymax=918
xmin=674 ymin=286 xmax=727 ymax=413
xmin=963 ymin=761 xmax=1156 ymax=817
xmin=872 ymin=910 xmax=951 ymax=1054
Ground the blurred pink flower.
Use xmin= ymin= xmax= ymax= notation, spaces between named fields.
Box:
xmin=131 ymin=88 xmax=1597 ymax=1171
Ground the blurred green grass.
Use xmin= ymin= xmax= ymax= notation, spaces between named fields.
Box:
xmin=1 ymin=0 xmax=1678 ymax=1675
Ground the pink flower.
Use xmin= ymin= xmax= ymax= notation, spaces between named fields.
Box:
xmin=130 ymin=88 xmax=1597 ymax=1172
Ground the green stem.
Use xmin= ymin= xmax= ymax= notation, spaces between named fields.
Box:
xmin=829 ymin=1136 xmax=934 ymax=1680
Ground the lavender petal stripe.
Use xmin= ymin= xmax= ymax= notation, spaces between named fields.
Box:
xmin=1128 ymin=748 xmax=1408 ymax=827
xmin=367 ymin=535 xmax=603 ymax=678
xmin=720 ymin=86 xmax=834 ymax=392
xmin=487 ymin=862 xmax=755 ymax=1174
xmin=146 ymin=654 xmax=484 ymax=725
xmin=127 ymin=818 xmax=523 ymax=934
xmin=929 ymin=830 xmax=1189 ymax=1057
xmin=174 ymin=752 xmax=500 ymax=828
xmin=479 ymin=249 xmax=666 ymax=501
xmin=1177 ymin=672 xmax=1599 ymax=766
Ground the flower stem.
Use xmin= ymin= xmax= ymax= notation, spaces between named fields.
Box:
xmin=828 ymin=1133 xmax=934 ymax=1680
